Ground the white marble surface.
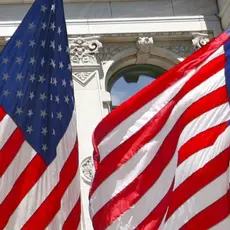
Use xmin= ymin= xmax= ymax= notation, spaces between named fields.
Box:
xmin=172 ymin=0 xmax=218 ymax=16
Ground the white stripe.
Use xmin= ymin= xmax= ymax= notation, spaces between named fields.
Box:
xmin=98 ymin=46 xmax=224 ymax=160
xmin=5 ymin=112 xmax=77 ymax=229
xmin=90 ymin=68 xmax=225 ymax=217
xmin=175 ymin=126 xmax=230 ymax=189
xmin=106 ymin=152 xmax=177 ymax=230
xmin=0 ymin=115 xmax=17 ymax=150
xmin=0 ymin=142 xmax=36 ymax=204
xmin=177 ymin=103 xmax=230 ymax=148
xmin=163 ymin=172 xmax=229 ymax=230
xmin=210 ymin=216 xmax=230 ymax=230
xmin=46 ymin=169 xmax=80 ymax=230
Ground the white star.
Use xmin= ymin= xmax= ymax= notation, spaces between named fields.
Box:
xmin=41 ymin=40 xmax=46 ymax=48
xmin=16 ymin=40 xmax=23 ymax=48
xmin=68 ymin=63 xmax=72 ymax=71
xmin=16 ymin=107 xmax=23 ymax=115
xmin=52 ymin=78 xmax=57 ymax=86
xmin=39 ymin=75 xmax=46 ymax=83
xmin=41 ymin=57 xmax=45 ymax=66
xmin=28 ymin=109 xmax=33 ymax=117
xmin=58 ymin=45 xmax=62 ymax=52
xmin=2 ymin=73 xmax=9 ymax=81
xmin=66 ymin=46 xmax=70 ymax=53
xmin=50 ymin=22 xmax=56 ymax=31
xmin=50 ymin=41 xmax=55 ymax=50
xmin=29 ymin=92 xmax=35 ymax=100
xmin=16 ymin=57 xmax=23 ymax=64
xmin=51 ymin=4 xmax=55 ymax=12
xmin=41 ymin=127 xmax=48 ymax=136
xmin=59 ymin=62 xmax=64 ymax=69
xmin=40 ymin=110 xmax=47 ymax=118
xmin=41 ymin=22 xmax=47 ymax=30
xmin=57 ymin=27 xmax=62 ymax=35
xmin=26 ymin=125 xmax=33 ymax=134
xmin=28 ymin=22 xmax=35 ymax=30
xmin=52 ymin=129 xmax=56 ymax=135
xmin=29 ymin=57 xmax=36 ymax=65
xmin=70 ymin=80 xmax=73 ymax=88
xmin=41 ymin=5 xmax=47 ymax=12
xmin=55 ymin=95 xmax=60 ymax=104
xmin=40 ymin=92 xmax=47 ymax=101
xmin=64 ymin=95 xmax=69 ymax=104
xmin=50 ymin=94 xmax=53 ymax=101
xmin=50 ymin=59 xmax=56 ymax=68
xmin=16 ymin=73 xmax=24 ymax=81
xmin=29 ymin=40 xmax=36 ymax=48
xmin=29 ymin=74 xmax=36 ymax=82
xmin=2 ymin=57 xmax=9 ymax=64
xmin=3 ymin=90 xmax=9 ymax=97
xmin=62 ymin=79 xmax=66 ymax=87
xmin=16 ymin=90 xmax=23 ymax=98
xmin=57 ymin=112 xmax=63 ymax=120
xmin=42 ymin=144 xmax=48 ymax=152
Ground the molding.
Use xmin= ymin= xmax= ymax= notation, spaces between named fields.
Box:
xmin=0 ymin=16 xmax=218 ymax=37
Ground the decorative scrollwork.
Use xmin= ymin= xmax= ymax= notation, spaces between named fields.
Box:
xmin=80 ymin=156 xmax=94 ymax=184
xmin=192 ymin=33 xmax=210 ymax=50
xmin=69 ymin=36 xmax=102 ymax=65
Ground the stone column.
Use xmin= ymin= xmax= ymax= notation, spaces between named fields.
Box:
xmin=69 ymin=36 xmax=104 ymax=230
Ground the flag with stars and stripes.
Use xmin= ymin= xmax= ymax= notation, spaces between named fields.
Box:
xmin=89 ymin=30 xmax=230 ymax=229
xmin=0 ymin=0 xmax=80 ymax=229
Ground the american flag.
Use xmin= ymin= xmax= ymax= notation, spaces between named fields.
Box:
xmin=89 ymin=30 xmax=230 ymax=229
xmin=0 ymin=0 xmax=80 ymax=229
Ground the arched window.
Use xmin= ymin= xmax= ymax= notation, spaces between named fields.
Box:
xmin=108 ymin=64 xmax=165 ymax=110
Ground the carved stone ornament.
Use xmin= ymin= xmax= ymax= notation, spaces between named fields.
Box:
xmin=192 ymin=33 xmax=210 ymax=50
xmin=69 ymin=36 xmax=102 ymax=66
xmin=158 ymin=41 xmax=195 ymax=58
xmin=136 ymin=37 xmax=154 ymax=64
xmin=72 ymin=71 xmax=97 ymax=86
xmin=81 ymin=156 xmax=94 ymax=184
xmin=97 ymin=44 xmax=133 ymax=64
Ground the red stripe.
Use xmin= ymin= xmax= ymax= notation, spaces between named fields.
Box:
xmin=178 ymin=121 xmax=229 ymax=165
xmin=180 ymin=190 xmax=230 ymax=230
xmin=22 ymin=141 xmax=79 ymax=230
xmin=0 ymin=106 xmax=6 ymax=122
xmin=0 ymin=154 xmax=47 ymax=229
xmin=90 ymin=55 xmax=226 ymax=197
xmin=136 ymin=182 xmax=174 ymax=230
xmin=63 ymin=198 xmax=81 ymax=230
xmin=93 ymin=33 xmax=229 ymax=147
xmin=166 ymin=147 xmax=230 ymax=220
xmin=92 ymin=87 xmax=227 ymax=230
xmin=0 ymin=128 xmax=24 ymax=177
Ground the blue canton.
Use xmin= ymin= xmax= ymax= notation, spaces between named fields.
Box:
xmin=0 ymin=0 xmax=74 ymax=165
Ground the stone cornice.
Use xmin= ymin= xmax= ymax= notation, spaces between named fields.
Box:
xmin=0 ymin=16 xmax=218 ymax=39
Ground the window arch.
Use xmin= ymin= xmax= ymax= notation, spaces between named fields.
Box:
xmin=108 ymin=64 xmax=165 ymax=110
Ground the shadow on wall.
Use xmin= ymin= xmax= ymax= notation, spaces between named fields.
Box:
xmin=0 ymin=0 xmax=219 ymax=21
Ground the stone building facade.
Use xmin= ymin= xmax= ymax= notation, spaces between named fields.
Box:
xmin=0 ymin=0 xmax=229 ymax=229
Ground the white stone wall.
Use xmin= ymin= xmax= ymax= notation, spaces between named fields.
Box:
xmin=217 ymin=0 xmax=230 ymax=30
xmin=0 ymin=1 xmax=224 ymax=229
